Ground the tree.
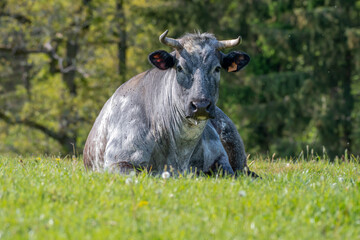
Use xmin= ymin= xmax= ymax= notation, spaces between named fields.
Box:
xmin=0 ymin=0 xmax=120 ymax=153
xmin=245 ymin=0 xmax=360 ymax=158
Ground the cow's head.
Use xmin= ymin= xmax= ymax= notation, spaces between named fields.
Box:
xmin=149 ymin=30 xmax=249 ymax=123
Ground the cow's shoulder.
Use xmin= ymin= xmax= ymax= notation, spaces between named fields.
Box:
xmin=112 ymin=71 xmax=148 ymax=100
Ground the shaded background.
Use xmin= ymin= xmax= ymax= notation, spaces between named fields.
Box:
xmin=0 ymin=0 xmax=359 ymax=159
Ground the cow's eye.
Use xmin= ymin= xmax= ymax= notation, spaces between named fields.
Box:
xmin=214 ymin=66 xmax=221 ymax=73
xmin=177 ymin=65 xmax=183 ymax=72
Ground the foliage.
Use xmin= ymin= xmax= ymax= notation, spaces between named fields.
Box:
xmin=0 ymin=156 xmax=359 ymax=239
xmin=0 ymin=0 xmax=359 ymax=158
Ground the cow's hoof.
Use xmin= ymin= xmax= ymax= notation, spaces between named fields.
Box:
xmin=236 ymin=166 xmax=261 ymax=179
xmin=246 ymin=170 xmax=261 ymax=179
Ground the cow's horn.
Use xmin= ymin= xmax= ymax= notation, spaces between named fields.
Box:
xmin=217 ymin=36 xmax=242 ymax=50
xmin=159 ymin=30 xmax=182 ymax=50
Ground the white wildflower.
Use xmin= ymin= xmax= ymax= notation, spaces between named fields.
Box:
xmin=238 ymin=190 xmax=247 ymax=197
xmin=250 ymin=222 xmax=255 ymax=230
xmin=48 ymin=219 xmax=54 ymax=226
xmin=125 ymin=178 xmax=133 ymax=185
xmin=162 ymin=171 xmax=170 ymax=179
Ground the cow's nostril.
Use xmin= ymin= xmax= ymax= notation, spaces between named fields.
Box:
xmin=206 ymin=101 xmax=211 ymax=111
xmin=191 ymin=102 xmax=197 ymax=112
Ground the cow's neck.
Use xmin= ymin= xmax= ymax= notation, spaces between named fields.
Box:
xmin=151 ymin=69 xmax=206 ymax=171
xmin=164 ymin=117 xmax=207 ymax=172
xmin=172 ymin=120 xmax=207 ymax=171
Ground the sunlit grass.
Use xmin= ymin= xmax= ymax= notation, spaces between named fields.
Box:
xmin=0 ymin=155 xmax=359 ymax=239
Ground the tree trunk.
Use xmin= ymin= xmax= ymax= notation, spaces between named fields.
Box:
xmin=63 ymin=40 xmax=78 ymax=95
xmin=342 ymin=50 xmax=353 ymax=152
xmin=116 ymin=0 xmax=127 ymax=81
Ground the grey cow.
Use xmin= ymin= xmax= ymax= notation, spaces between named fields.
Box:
xmin=84 ymin=30 xmax=257 ymax=177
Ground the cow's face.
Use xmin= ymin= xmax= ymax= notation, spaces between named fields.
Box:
xmin=149 ymin=32 xmax=250 ymax=123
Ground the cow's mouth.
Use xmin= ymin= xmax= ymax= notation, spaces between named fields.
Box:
xmin=186 ymin=114 xmax=214 ymax=125
xmin=186 ymin=117 xmax=205 ymax=126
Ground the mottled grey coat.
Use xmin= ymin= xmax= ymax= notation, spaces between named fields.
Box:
xmin=83 ymin=32 xmax=255 ymax=176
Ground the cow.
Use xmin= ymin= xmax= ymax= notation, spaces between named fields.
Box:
xmin=83 ymin=30 xmax=258 ymax=177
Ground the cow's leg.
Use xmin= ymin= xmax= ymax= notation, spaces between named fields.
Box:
xmin=208 ymin=154 xmax=235 ymax=176
xmin=191 ymin=123 xmax=235 ymax=176
xmin=210 ymin=107 xmax=259 ymax=178
xmin=105 ymin=160 xmax=138 ymax=174
xmin=104 ymin=147 xmax=152 ymax=174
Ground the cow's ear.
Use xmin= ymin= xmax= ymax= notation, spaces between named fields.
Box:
xmin=221 ymin=51 xmax=250 ymax=72
xmin=148 ymin=50 xmax=175 ymax=70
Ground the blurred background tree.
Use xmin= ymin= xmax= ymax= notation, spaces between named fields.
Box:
xmin=0 ymin=0 xmax=359 ymax=159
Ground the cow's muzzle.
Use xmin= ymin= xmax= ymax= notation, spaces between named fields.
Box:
xmin=186 ymin=99 xmax=215 ymax=120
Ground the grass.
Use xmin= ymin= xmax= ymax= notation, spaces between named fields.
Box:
xmin=0 ymin=155 xmax=359 ymax=240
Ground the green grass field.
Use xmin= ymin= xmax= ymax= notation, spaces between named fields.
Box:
xmin=0 ymin=155 xmax=359 ymax=240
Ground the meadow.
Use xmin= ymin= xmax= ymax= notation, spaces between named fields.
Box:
xmin=0 ymin=155 xmax=359 ymax=240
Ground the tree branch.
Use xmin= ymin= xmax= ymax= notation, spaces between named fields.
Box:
xmin=0 ymin=43 xmax=90 ymax=79
xmin=0 ymin=45 xmax=46 ymax=55
xmin=0 ymin=12 xmax=32 ymax=24
xmin=0 ymin=42 xmax=78 ymax=75
xmin=0 ymin=111 xmax=71 ymax=145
